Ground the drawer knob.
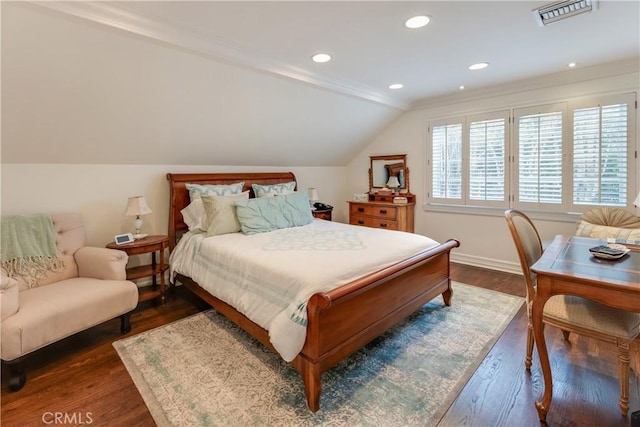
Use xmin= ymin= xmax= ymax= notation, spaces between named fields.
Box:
xmin=357 ymin=220 xmax=364 ymax=225
xmin=357 ymin=207 xmax=364 ymax=212
xmin=379 ymin=209 xmax=387 ymax=214
xmin=380 ymin=223 xmax=388 ymax=228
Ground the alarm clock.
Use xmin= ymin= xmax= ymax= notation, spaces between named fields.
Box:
xmin=114 ymin=233 xmax=135 ymax=245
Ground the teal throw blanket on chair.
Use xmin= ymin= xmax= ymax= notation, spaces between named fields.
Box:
xmin=1 ymin=214 xmax=65 ymax=287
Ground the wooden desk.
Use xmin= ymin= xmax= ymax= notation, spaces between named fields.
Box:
xmin=530 ymin=235 xmax=640 ymax=421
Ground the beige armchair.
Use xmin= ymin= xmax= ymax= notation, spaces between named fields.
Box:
xmin=1 ymin=213 xmax=139 ymax=391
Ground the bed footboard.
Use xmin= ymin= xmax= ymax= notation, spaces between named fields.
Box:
xmin=291 ymin=238 xmax=460 ymax=412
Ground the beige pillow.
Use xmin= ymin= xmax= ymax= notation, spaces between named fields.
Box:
xmin=201 ymin=191 xmax=249 ymax=236
xmin=576 ymin=220 xmax=640 ymax=241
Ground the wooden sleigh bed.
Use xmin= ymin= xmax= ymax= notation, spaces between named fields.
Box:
xmin=166 ymin=171 xmax=460 ymax=412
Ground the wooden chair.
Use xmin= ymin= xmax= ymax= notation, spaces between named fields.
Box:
xmin=504 ymin=209 xmax=640 ymax=416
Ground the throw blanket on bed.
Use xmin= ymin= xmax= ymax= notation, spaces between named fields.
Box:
xmin=1 ymin=214 xmax=64 ymax=287
xmin=170 ymin=220 xmax=440 ymax=362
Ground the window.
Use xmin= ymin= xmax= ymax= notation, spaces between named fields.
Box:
xmin=426 ymin=93 xmax=636 ymax=215
xmin=430 ymin=120 xmax=463 ymax=202
xmin=428 ymin=112 xmax=508 ymax=207
xmin=572 ymin=99 xmax=629 ymax=207
xmin=513 ymin=103 xmax=566 ymax=210
xmin=468 ymin=113 xmax=508 ymax=206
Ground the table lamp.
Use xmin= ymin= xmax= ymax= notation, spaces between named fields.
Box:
xmin=386 ymin=176 xmax=400 ymax=193
xmin=634 ymin=191 xmax=640 ymax=207
xmin=124 ymin=196 xmax=152 ymax=239
xmin=308 ymin=188 xmax=319 ymax=209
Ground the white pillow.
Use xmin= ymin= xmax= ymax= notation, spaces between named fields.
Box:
xmin=181 ymin=198 xmax=205 ymax=231
xmin=201 ymin=191 xmax=250 ymax=236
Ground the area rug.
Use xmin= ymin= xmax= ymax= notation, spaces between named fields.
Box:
xmin=113 ymin=282 xmax=523 ymax=427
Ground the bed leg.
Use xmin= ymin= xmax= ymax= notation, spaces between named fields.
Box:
xmin=442 ymin=285 xmax=453 ymax=306
xmin=303 ymin=363 xmax=321 ymax=412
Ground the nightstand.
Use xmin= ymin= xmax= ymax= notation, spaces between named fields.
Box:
xmin=312 ymin=208 xmax=333 ymax=221
xmin=106 ymin=235 xmax=169 ymax=304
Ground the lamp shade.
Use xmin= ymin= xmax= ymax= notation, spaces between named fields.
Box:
xmin=124 ymin=196 xmax=152 ymax=217
xmin=386 ymin=176 xmax=400 ymax=188
xmin=308 ymin=188 xmax=319 ymax=202
xmin=634 ymin=191 xmax=640 ymax=207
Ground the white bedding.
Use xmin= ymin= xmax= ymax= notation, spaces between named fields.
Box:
xmin=170 ymin=219 xmax=439 ymax=361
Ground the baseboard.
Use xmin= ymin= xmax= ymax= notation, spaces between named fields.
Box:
xmin=451 ymin=252 xmax=522 ymax=276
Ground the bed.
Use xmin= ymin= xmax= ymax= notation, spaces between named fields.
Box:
xmin=166 ymin=171 xmax=460 ymax=412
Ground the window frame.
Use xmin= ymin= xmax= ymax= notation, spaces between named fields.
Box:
xmin=425 ymin=92 xmax=637 ymax=217
xmin=512 ymin=102 xmax=569 ymax=213
xmin=567 ymin=92 xmax=637 ymax=212
xmin=465 ymin=110 xmax=510 ymax=209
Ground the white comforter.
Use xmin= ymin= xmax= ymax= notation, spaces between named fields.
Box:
xmin=170 ymin=219 xmax=439 ymax=361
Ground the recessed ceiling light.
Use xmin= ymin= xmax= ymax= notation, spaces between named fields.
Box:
xmin=459 ymin=85 xmax=465 ymax=90
xmin=568 ymin=62 xmax=577 ymax=68
xmin=312 ymin=53 xmax=332 ymax=63
xmin=405 ymin=15 xmax=431 ymax=29
xmin=389 ymin=83 xmax=404 ymax=90
xmin=469 ymin=62 xmax=489 ymax=71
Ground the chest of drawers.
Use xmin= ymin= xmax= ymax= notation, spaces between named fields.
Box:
xmin=348 ymin=200 xmax=415 ymax=233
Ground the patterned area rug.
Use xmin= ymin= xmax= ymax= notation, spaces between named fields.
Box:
xmin=114 ymin=282 xmax=522 ymax=426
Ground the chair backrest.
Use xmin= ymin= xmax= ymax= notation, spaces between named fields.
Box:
xmin=504 ymin=209 xmax=543 ymax=302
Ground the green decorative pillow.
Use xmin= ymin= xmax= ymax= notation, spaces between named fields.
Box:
xmin=576 ymin=220 xmax=640 ymax=241
xmin=251 ymin=181 xmax=296 ymax=198
xmin=201 ymin=191 xmax=249 ymax=236
xmin=234 ymin=190 xmax=313 ymax=234
xmin=186 ymin=182 xmax=244 ymax=201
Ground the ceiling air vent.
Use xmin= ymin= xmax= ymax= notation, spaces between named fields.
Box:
xmin=534 ymin=0 xmax=598 ymax=26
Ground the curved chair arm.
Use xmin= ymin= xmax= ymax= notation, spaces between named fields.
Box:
xmin=75 ymin=247 xmax=128 ymax=281
xmin=1 ymin=270 xmax=20 ymax=321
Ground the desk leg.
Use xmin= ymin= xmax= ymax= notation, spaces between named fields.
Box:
xmin=532 ymin=286 xmax=552 ymax=421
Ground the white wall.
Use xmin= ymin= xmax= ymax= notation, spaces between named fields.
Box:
xmin=2 ymin=2 xmax=400 ymax=167
xmin=0 ymin=164 xmax=347 ymax=248
xmin=347 ymin=72 xmax=640 ymax=274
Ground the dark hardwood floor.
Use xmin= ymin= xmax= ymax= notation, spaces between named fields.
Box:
xmin=1 ymin=263 xmax=638 ymax=426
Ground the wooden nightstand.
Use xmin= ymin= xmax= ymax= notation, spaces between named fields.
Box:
xmin=312 ymin=208 xmax=333 ymax=221
xmin=106 ymin=235 xmax=169 ymax=304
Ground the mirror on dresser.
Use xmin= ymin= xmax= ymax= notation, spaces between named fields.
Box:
xmin=369 ymin=154 xmax=409 ymax=192
xmin=348 ymin=154 xmax=416 ymax=233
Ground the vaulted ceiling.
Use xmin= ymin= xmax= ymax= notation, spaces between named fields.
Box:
xmin=3 ymin=1 xmax=639 ymax=166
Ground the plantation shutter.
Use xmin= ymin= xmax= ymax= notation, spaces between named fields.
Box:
xmin=468 ymin=115 xmax=507 ymax=205
xmin=431 ymin=122 xmax=463 ymax=200
xmin=515 ymin=108 xmax=564 ymax=207
xmin=573 ymin=102 xmax=628 ymax=207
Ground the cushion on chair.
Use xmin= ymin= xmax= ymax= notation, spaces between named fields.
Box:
xmin=544 ymin=295 xmax=640 ymax=339
xmin=580 ymin=208 xmax=640 ymax=228
xmin=0 ymin=277 xmax=138 ymax=361
xmin=576 ymin=220 xmax=640 ymax=241
xmin=0 ymin=271 xmax=19 ymax=321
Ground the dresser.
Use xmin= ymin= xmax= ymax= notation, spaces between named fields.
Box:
xmin=348 ymin=194 xmax=415 ymax=232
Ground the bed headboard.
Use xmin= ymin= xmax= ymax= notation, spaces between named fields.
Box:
xmin=166 ymin=171 xmax=297 ymax=250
